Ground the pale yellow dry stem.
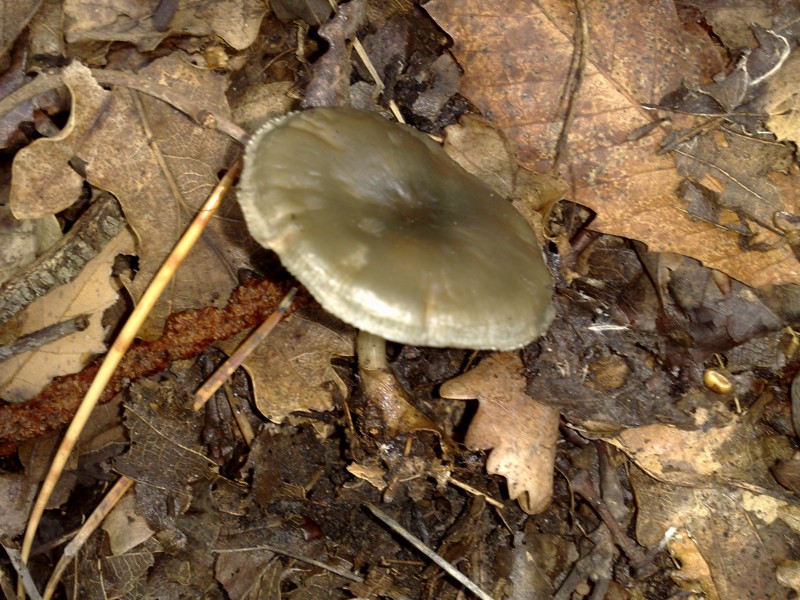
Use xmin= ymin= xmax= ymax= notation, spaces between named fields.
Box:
xmin=18 ymin=161 xmax=242 ymax=598
xmin=192 ymin=287 xmax=297 ymax=411
xmin=223 ymin=382 xmax=255 ymax=446
xmin=42 ymin=476 xmax=134 ymax=600
xmin=447 ymin=477 xmax=505 ymax=509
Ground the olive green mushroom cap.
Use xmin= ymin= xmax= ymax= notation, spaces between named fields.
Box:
xmin=238 ymin=107 xmax=554 ymax=350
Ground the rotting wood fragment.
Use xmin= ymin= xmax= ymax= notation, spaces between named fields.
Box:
xmin=0 ymin=194 xmax=125 ymax=324
xmin=0 ymin=276 xmax=301 ymax=456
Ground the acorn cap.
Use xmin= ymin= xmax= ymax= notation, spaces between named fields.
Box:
xmin=238 ymin=107 xmax=554 ymax=350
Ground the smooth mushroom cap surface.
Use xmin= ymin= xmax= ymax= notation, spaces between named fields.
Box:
xmin=238 ymin=107 xmax=554 ymax=350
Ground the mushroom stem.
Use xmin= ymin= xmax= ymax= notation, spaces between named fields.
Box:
xmin=356 ymin=330 xmax=388 ymax=370
xmin=357 ymin=330 xmax=452 ymax=444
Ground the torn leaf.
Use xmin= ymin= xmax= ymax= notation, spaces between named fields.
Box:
xmin=440 ymin=351 xmax=560 ymax=513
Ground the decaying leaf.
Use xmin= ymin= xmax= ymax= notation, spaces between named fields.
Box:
xmin=220 ymin=314 xmax=353 ymax=423
xmin=10 ymin=55 xmax=252 ymax=338
xmin=0 ymin=0 xmax=43 ymax=58
xmin=440 ymin=352 xmax=560 ymax=513
xmin=765 ymin=51 xmax=800 ymax=146
xmin=0 ymin=226 xmax=134 ymax=401
xmin=606 ymin=418 xmax=793 ymax=489
xmin=102 ymin=492 xmax=155 ymax=556
xmin=215 ymin=549 xmax=279 ymax=600
xmin=10 ymin=62 xmax=109 ymax=218
xmin=64 ymin=0 xmax=267 ymax=52
xmin=672 ymin=128 xmax=792 ymax=233
xmin=115 ymin=377 xmax=218 ymax=500
xmin=63 ymin=536 xmax=158 ymax=599
xmin=632 ymin=468 xmax=787 ymax=600
xmin=427 ymin=1 xmax=800 ymax=287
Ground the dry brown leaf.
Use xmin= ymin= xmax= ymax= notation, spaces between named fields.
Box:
xmin=632 ymin=468 xmax=786 ymax=600
xmin=227 ymin=315 xmax=353 ymax=423
xmin=347 ymin=461 xmax=388 ymax=490
xmin=76 ymin=54 xmax=246 ymax=337
xmin=0 ymin=472 xmax=38 ymax=538
xmin=0 ymin=226 xmax=134 ymax=401
xmin=0 ymin=0 xmax=43 ymax=58
xmin=28 ymin=0 xmax=64 ymax=59
xmin=64 ymin=0 xmax=266 ymax=51
xmin=102 ymin=492 xmax=155 ymax=556
xmin=606 ymin=419 xmax=792 ymax=489
xmin=9 ymin=55 xmax=254 ymax=338
xmin=439 ymin=352 xmax=560 ymax=514
xmin=10 ymin=62 xmax=109 ymax=218
xmin=443 ymin=114 xmax=567 ymax=214
xmin=426 ymin=1 xmax=800 ymax=286
xmin=765 ymin=51 xmax=800 ymax=145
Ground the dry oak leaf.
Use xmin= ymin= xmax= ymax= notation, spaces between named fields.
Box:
xmin=426 ymin=0 xmax=800 ymax=286
xmin=0 ymin=226 xmax=134 ymax=401
xmin=9 ymin=55 xmax=250 ymax=338
xmin=78 ymin=54 xmax=248 ymax=338
xmin=439 ymin=351 xmax=560 ymax=514
xmin=10 ymin=61 xmax=108 ymax=219
xmin=221 ymin=314 xmax=354 ymax=423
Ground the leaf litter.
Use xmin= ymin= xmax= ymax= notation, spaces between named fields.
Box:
xmin=0 ymin=1 xmax=800 ymax=599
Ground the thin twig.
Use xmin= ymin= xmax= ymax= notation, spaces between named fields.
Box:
xmin=223 ymin=382 xmax=255 ymax=446
xmin=552 ymin=0 xmax=588 ymax=173
xmin=0 ymin=315 xmax=89 ymax=362
xmin=365 ymin=504 xmax=495 ymax=600
xmin=2 ymin=543 xmax=42 ymax=600
xmin=19 ymin=161 xmax=242 ymax=593
xmin=447 ymin=477 xmax=504 ymax=509
xmin=42 ymin=476 xmax=134 ymax=600
xmin=213 ymin=544 xmax=364 ymax=583
xmin=193 ymin=287 xmax=297 ymax=410
xmin=0 ymin=195 xmax=126 ymax=325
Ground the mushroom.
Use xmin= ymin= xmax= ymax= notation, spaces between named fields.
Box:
xmin=238 ymin=107 xmax=554 ymax=430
